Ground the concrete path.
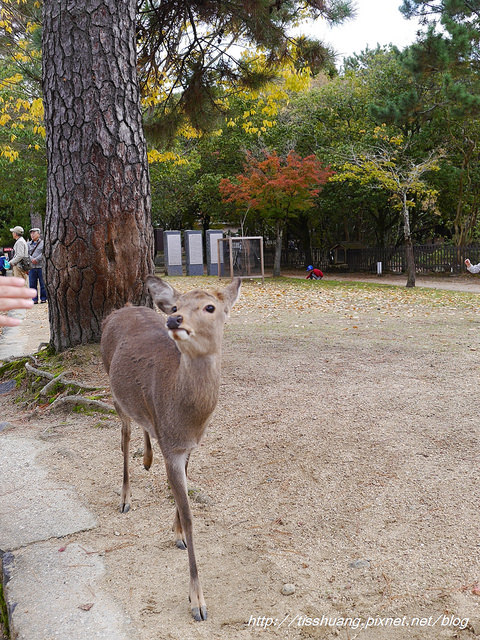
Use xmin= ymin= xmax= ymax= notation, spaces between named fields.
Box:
xmin=0 ymin=436 xmax=134 ymax=639
xmin=0 ymin=305 xmax=137 ymax=639
xmin=0 ymin=309 xmax=29 ymax=360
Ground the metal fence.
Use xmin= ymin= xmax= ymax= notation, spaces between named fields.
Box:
xmin=218 ymin=236 xmax=265 ymax=280
xmin=266 ymin=244 xmax=480 ymax=274
xmin=265 ymin=247 xmax=328 ymax=270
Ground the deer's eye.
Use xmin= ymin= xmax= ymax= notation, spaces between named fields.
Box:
xmin=171 ymin=306 xmax=177 ymax=313
xmin=205 ymin=304 xmax=215 ymax=313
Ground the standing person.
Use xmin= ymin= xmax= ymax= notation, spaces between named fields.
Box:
xmin=9 ymin=226 xmax=29 ymax=283
xmin=306 ymin=265 xmax=324 ymax=280
xmin=28 ymin=228 xmax=47 ymax=303
xmin=465 ymin=258 xmax=480 ymax=274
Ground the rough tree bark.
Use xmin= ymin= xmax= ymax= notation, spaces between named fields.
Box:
xmin=273 ymin=221 xmax=283 ymax=277
xmin=42 ymin=0 xmax=154 ymax=351
xmin=402 ymin=192 xmax=416 ymax=288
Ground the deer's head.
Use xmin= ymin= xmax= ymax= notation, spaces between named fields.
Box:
xmin=146 ymin=276 xmax=241 ymax=357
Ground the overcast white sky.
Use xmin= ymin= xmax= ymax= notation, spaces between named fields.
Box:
xmin=299 ymin=0 xmax=423 ymax=62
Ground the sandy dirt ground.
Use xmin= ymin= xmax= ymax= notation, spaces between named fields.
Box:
xmin=1 ymin=276 xmax=480 ymax=639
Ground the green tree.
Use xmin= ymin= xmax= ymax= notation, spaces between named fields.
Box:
xmin=272 ymin=48 xmax=420 ymax=248
xmin=0 ymin=84 xmax=46 ymax=241
xmin=401 ymin=0 xmax=480 ymax=53
xmin=398 ymin=0 xmax=480 ymax=243
xmin=332 ymin=128 xmax=442 ymax=287
xmin=149 ymin=153 xmax=199 ymax=230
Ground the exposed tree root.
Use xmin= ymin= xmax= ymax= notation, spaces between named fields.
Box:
xmin=48 ymin=394 xmax=115 ymax=412
xmin=25 ymin=362 xmax=98 ymax=392
xmin=23 ymin=362 xmax=114 ymax=413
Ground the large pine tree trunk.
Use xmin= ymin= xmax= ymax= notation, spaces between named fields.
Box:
xmin=42 ymin=0 xmax=154 ymax=351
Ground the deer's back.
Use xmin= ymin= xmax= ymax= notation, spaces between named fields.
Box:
xmin=101 ymin=305 xmax=178 ymax=369
xmin=101 ymin=306 xmax=180 ymax=428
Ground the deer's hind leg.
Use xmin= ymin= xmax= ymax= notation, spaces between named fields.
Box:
xmin=143 ymin=429 xmax=153 ymax=470
xmin=116 ymin=405 xmax=132 ymax=514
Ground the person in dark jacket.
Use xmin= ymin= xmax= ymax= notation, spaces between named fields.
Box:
xmin=28 ymin=228 xmax=47 ymax=303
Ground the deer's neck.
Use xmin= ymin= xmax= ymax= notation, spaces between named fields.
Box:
xmin=176 ymin=352 xmax=222 ymax=414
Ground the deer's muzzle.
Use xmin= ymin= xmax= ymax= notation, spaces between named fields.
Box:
xmin=166 ymin=315 xmax=184 ymax=330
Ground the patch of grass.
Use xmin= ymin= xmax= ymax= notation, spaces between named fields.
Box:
xmin=93 ymin=416 xmax=115 ymax=429
xmin=72 ymin=405 xmax=92 ymax=414
xmin=0 ymin=580 xmax=9 ymax=640
xmin=71 ymin=403 xmax=113 ymax=415
xmin=0 ymin=343 xmax=105 ymax=410
xmin=155 ymin=273 xmax=480 ymax=311
xmin=0 ymin=357 xmax=29 ymax=379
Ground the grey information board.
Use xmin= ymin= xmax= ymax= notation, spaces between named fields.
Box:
xmin=163 ymin=231 xmax=183 ymax=275
xmin=185 ymin=231 xmax=203 ymax=276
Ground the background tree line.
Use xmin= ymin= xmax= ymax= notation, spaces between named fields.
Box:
xmin=0 ymin=0 xmax=478 ymax=346
xmin=2 ymin=2 xmax=480 ymax=254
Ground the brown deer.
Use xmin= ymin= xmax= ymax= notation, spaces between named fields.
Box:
xmin=100 ymin=276 xmax=241 ymax=621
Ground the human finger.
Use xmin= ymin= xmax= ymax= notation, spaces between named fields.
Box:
xmin=0 ymin=285 xmax=37 ymax=300
xmin=0 ymin=315 xmax=23 ymax=327
xmin=0 ymin=297 xmax=35 ymax=312
xmin=0 ymin=276 xmax=27 ymax=288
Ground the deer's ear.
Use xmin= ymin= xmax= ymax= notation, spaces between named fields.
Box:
xmin=146 ymin=276 xmax=180 ymax=314
xmin=217 ymin=277 xmax=241 ymax=316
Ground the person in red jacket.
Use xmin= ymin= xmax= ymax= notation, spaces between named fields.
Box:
xmin=306 ymin=265 xmax=323 ymax=280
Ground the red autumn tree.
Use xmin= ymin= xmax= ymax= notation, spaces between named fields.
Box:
xmin=219 ymin=151 xmax=333 ymax=276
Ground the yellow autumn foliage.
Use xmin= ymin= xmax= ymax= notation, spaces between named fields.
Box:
xmin=0 ymin=145 xmax=19 ymax=161
xmin=0 ymin=73 xmax=45 ymax=160
xmin=147 ymin=149 xmax=189 ymax=165
xmin=223 ymin=52 xmax=311 ymax=138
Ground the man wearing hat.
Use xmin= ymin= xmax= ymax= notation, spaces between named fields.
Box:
xmin=9 ymin=226 xmax=29 ymax=282
xmin=28 ymin=228 xmax=47 ymax=303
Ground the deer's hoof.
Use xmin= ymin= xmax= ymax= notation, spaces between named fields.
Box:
xmin=192 ymin=605 xmax=207 ymax=621
xmin=175 ymin=538 xmax=187 ymax=550
xmin=120 ymin=503 xmax=130 ymax=514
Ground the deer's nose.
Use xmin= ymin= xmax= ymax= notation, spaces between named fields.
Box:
xmin=167 ymin=315 xmax=183 ymax=330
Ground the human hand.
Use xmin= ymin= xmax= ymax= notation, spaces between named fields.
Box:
xmin=0 ymin=277 xmax=37 ymax=326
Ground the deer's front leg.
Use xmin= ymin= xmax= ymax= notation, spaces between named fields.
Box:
xmin=172 ymin=453 xmax=190 ymax=549
xmin=165 ymin=453 xmax=207 ymax=621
